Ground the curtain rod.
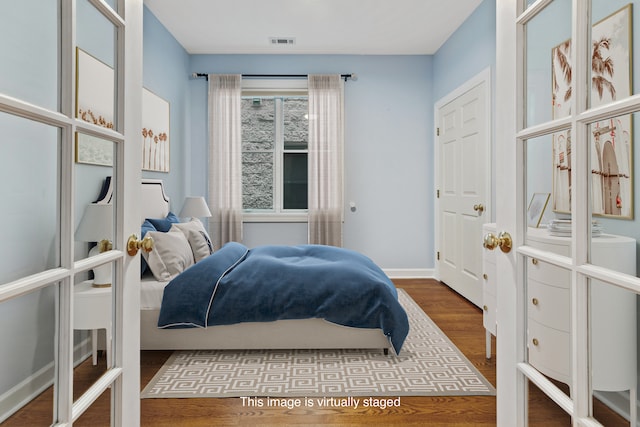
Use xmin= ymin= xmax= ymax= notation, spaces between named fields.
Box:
xmin=191 ymin=73 xmax=356 ymax=82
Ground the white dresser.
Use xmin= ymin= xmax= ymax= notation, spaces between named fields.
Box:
xmin=482 ymin=224 xmax=637 ymax=398
xmin=526 ymin=226 xmax=636 ymax=396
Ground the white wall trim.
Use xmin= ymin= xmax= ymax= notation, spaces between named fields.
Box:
xmin=435 ymin=67 xmax=492 ymax=109
xmin=0 ymin=339 xmax=92 ymax=424
xmin=384 ymin=268 xmax=434 ymax=279
xmin=592 ymin=390 xmax=635 ymax=426
xmin=0 ymin=363 xmax=55 ymax=424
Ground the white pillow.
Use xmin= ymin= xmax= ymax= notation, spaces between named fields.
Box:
xmin=171 ymin=219 xmax=214 ymax=262
xmin=142 ymin=229 xmax=195 ymax=281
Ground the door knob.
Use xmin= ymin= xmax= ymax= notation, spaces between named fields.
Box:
xmin=473 ymin=204 xmax=485 ymax=213
xmin=127 ymin=234 xmax=154 ymax=256
xmin=483 ymin=231 xmax=513 ymax=253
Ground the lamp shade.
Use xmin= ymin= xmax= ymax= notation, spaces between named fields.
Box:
xmin=180 ymin=196 xmax=212 ymax=218
xmin=76 ymin=203 xmax=113 ymax=287
xmin=76 ymin=203 xmax=114 ymax=242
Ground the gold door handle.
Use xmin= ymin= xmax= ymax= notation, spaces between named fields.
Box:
xmin=532 ymin=338 xmax=539 ymax=346
xmin=127 ymin=234 xmax=154 ymax=256
xmin=473 ymin=204 xmax=485 ymax=213
xmin=532 ymin=298 xmax=539 ymax=306
xmin=483 ymin=231 xmax=513 ymax=253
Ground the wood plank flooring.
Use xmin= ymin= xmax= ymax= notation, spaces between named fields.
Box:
xmin=3 ymin=279 xmax=629 ymax=426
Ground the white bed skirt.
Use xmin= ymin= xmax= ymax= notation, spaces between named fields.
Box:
xmin=140 ymin=309 xmax=391 ymax=351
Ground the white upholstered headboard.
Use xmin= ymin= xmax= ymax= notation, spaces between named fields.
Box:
xmin=140 ymin=179 xmax=170 ymax=221
xmin=95 ymin=177 xmax=170 ymax=223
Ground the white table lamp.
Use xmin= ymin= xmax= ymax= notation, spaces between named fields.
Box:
xmin=76 ymin=203 xmax=113 ymax=287
xmin=180 ymin=196 xmax=212 ymax=220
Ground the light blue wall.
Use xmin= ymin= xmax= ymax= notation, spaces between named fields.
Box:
xmin=432 ymin=0 xmax=496 ymax=102
xmin=432 ymin=0 xmax=497 ymax=222
xmin=142 ymin=6 xmax=191 ymax=210
xmin=187 ymin=54 xmax=434 ymax=269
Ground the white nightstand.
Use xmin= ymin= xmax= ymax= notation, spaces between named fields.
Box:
xmin=74 ymin=280 xmax=112 ymax=366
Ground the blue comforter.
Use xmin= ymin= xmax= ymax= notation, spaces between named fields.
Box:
xmin=157 ymin=242 xmax=409 ymax=354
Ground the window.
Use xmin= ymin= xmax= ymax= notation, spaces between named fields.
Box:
xmin=241 ymin=81 xmax=308 ymax=219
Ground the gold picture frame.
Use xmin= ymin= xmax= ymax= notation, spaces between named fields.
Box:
xmin=528 ymin=192 xmax=550 ymax=228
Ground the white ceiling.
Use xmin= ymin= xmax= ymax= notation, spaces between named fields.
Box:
xmin=143 ymin=0 xmax=483 ymax=55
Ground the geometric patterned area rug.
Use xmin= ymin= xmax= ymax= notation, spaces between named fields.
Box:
xmin=141 ymin=289 xmax=495 ymax=398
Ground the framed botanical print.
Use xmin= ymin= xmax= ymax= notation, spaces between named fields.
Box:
xmin=142 ymin=88 xmax=170 ymax=172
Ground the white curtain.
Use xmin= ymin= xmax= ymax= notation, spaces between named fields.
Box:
xmin=208 ymin=74 xmax=243 ymax=248
xmin=307 ymin=75 xmax=344 ymax=247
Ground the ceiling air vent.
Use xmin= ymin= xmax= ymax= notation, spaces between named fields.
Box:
xmin=269 ymin=37 xmax=295 ymax=46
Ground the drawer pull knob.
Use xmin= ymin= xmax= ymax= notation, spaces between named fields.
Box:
xmin=532 ymin=298 xmax=539 ymax=306
xmin=483 ymin=305 xmax=488 ymax=311
xmin=483 ymin=273 xmax=488 ymax=280
xmin=532 ymin=338 xmax=539 ymax=346
xmin=531 ymin=258 xmax=538 ymax=265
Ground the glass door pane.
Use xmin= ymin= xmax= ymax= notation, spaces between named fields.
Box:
xmin=588 ymin=277 xmax=637 ymax=426
xmin=0 ymin=112 xmax=61 ymax=286
xmin=0 ymin=284 xmax=58 ymax=426
xmin=0 ymin=0 xmax=59 ymax=111
xmin=77 ymin=0 xmax=117 ymax=132
xmin=73 ymin=266 xmax=114 ymax=396
xmin=75 ymin=388 xmax=112 ymax=425
xmin=74 ymin=136 xmax=115 ymax=263
xmin=528 ymin=380 xmax=572 ymax=426
xmin=589 ymin=3 xmax=636 ymax=108
xmin=525 ymin=0 xmax=572 ymax=128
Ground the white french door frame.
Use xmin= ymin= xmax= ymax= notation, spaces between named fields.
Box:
xmin=0 ymin=1 xmax=142 ymax=425
xmin=498 ymin=0 xmax=640 ymax=425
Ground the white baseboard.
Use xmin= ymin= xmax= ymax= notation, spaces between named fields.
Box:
xmin=384 ymin=268 xmax=435 ymax=279
xmin=0 ymin=338 xmax=93 ymax=423
xmin=594 ymin=390 xmax=638 ymax=426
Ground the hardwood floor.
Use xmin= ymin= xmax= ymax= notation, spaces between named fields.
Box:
xmin=3 ymin=279 xmax=629 ymax=426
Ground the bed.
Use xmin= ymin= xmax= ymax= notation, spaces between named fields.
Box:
xmin=102 ymin=178 xmax=408 ymax=354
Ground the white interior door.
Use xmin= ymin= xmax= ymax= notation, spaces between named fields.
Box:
xmin=0 ymin=1 xmax=142 ymax=425
xmin=436 ymin=70 xmax=490 ymax=308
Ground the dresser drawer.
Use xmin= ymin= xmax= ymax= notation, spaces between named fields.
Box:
xmin=483 ymin=292 xmax=496 ymax=334
xmin=482 ymin=259 xmax=496 ymax=297
xmin=527 ymin=257 xmax=570 ymax=289
xmin=528 ymin=279 xmax=570 ymax=331
xmin=528 ymin=318 xmax=570 ymax=383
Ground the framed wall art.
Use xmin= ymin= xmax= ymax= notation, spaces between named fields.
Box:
xmin=142 ymin=88 xmax=170 ymax=172
xmin=75 ymin=47 xmax=115 ymax=167
xmin=551 ymin=4 xmax=633 ymax=218
xmin=527 ymin=192 xmax=550 ymax=228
